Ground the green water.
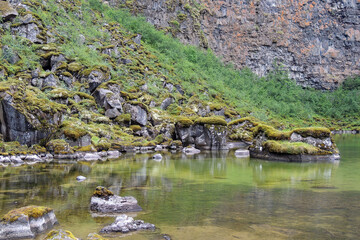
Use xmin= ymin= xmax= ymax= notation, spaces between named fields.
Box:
xmin=0 ymin=135 xmax=359 ymax=239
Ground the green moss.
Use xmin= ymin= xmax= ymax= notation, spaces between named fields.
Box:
xmin=291 ymin=127 xmax=331 ymax=138
xmin=154 ymin=134 xmax=164 ymax=144
xmin=75 ymin=144 xmax=96 ymax=152
xmin=93 ymin=186 xmax=114 ymax=198
xmin=67 ymin=62 xmax=83 ymax=72
xmin=177 ymin=13 xmax=187 ymax=21
xmin=195 ymin=116 xmax=227 ymax=126
xmin=263 ymin=140 xmax=332 ymax=155
xmin=44 ymin=230 xmax=78 ymax=240
xmin=228 ymin=117 xmax=259 ymax=126
xmin=176 ymin=116 xmax=193 ymax=127
xmin=115 ymin=114 xmax=131 ymax=124
xmin=253 ymin=124 xmax=291 ymax=140
xmin=46 ymin=139 xmax=73 ymax=154
xmin=2 ymin=206 xmax=52 ymax=222
xmin=130 ymin=125 xmax=142 ymax=132
xmin=95 ymin=138 xmax=111 ymax=151
xmin=62 ymin=121 xmax=88 ymax=140
xmin=30 ymin=144 xmax=46 ymax=153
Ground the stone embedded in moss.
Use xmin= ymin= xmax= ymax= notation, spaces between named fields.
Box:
xmin=194 ymin=116 xmax=227 ymax=126
xmin=1 ymin=206 xmax=52 ymax=222
xmin=93 ymin=186 xmax=114 ymax=198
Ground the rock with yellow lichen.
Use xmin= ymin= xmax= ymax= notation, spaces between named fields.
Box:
xmin=44 ymin=230 xmax=79 ymax=240
xmin=0 ymin=206 xmax=58 ymax=240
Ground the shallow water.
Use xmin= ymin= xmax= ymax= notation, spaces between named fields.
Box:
xmin=0 ymin=134 xmax=359 ymax=239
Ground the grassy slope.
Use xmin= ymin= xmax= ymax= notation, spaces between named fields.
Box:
xmin=1 ymin=0 xmax=359 ymax=132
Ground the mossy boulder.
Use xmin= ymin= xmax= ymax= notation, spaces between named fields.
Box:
xmin=0 ymin=206 xmax=58 ymax=240
xmin=0 ymin=1 xmax=18 ymax=21
xmin=46 ymin=139 xmax=73 ymax=154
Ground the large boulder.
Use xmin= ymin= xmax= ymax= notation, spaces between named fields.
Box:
xmin=0 ymin=1 xmax=18 ymax=21
xmin=0 ymin=99 xmax=48 ymax=146
xmin=100 ymin=214 xmax=155 ymax=233
xmin=175 ymin=117 xmax=228 ymax=150
xmin=123 ymin=103 xmax=148 ymax=126
xmin=0 ymin=206 xmax=58 ymax=240
xmin=90 ymin=186 xmax=142 ymax=213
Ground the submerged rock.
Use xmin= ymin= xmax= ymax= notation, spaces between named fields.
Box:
xmin=44 ymin=229 xmax=79 ymax=240
xmin=182 ymin=146 xmax=201 ymax=155
xmin=90 ymin=186 xmax=142 ymax=213
xmin=100 ymin=214 xmax=155 ymax=233
xmin=152 ymin=153 xmax=162 ymax=161
xmin=76 ymin=176 xmax=86 ymax=182
xmin=87 ymin=233 xmax=107 ymax=240
xmin=0 ymin=206 xmax=58 ymax=240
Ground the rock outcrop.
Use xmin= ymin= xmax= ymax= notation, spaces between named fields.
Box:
xmin=90 ymin=186 xmax=142 ymax=213
xmin=175 ymin=117 xmax=228 ymax=150
xmin=119 ymin=0 xmax=360 ymax=89
xmin=100 ymin=214 xmax=155 ymax=233
xmin=0 ymin=206 xmax=58 ymax=240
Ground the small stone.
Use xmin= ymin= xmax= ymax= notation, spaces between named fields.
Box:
xmin=76 ymin=176 xmax=86 ymax=182
xmin=44 ymin=229 xmax=80 ymax=240
xmin=24 ymin=155 xmax=43 ymax=162
xmin=152 ymin=153 xmax=162 ymax=161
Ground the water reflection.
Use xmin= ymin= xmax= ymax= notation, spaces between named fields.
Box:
xmin=0 ymin=137 xmax=359 ymax=239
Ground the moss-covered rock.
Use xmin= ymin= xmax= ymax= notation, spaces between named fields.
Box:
xmin=46 ymin=139 xmax=73 ymax=154
xmin=263 ymin=140 xmax=332 ymax=155
xmin=1 ymin=206 xmax=52 ymax=222
xmin=194 ymin=116 xmax=227 ymax=126
xmin=44 ymin=230 xmax=79 ymax=240
xmin=93 ymin=186 xmax=114 ymax=198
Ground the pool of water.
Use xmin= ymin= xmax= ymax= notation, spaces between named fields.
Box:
xmin=0 ymin=134 xmax=359 ymax=239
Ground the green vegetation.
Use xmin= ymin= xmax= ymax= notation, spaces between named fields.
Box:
xmin=263 ymin=140 xmax=331 ymax=155
xmin=194 ymin=116 xmax=228 ymax=126
xmin=83 ymin=0 xmax=359 ymax=128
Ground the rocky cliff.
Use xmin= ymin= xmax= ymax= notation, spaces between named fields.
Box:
xmin=116 ymin=0 xmax=360 ymax=90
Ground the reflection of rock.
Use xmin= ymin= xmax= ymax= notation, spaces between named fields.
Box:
xmin=100 ymin=214 xmax=155 ymax=233
xmin=235 ymin=149 xmax=250 ymax=158
xmin=182 ymin=146 xmax=201 ymax=155
xmin=44 ymin=229 xmax=79 ymax=240
xmin=153 ymin=153 xmax=162 ymax=160
xmin=0 ymin=206 xmax=58 ymax=240
xmin=90 ymin=186 xmax=142 ymax=213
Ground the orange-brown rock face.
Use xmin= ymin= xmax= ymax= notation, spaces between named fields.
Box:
xmin=115 ymin=0 xmax=360 ymax=90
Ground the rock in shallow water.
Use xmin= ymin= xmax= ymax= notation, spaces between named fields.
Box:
xmin=182 ymin=146 xmax=201 ymax=155
xmin=76 ymin=176 xmax=86 ymax=182
xmin=152 ymin=153 xmax=162 ymax=161
xmin=90 ymin=186 xmax=142 ymax=213
xmin=44 ymin=229 xmax=79 ymax=240
xmin=100 ymin=214 xmax=155 ymax=233
xmin=0 ymin=206 xmax=58 ymax=240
